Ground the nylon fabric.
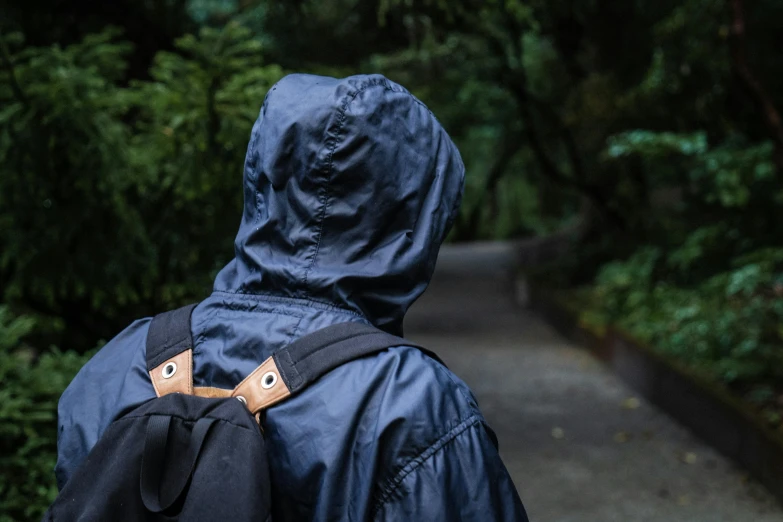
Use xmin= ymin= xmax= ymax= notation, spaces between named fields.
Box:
xmin=214 ymin=74 xmax=465 ymax=335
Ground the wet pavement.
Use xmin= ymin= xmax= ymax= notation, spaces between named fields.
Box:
xmin=405 ymin=242 xmax=783 ymax=522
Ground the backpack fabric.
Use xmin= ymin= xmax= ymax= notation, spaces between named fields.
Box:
xmin=45 ymin=304 xmax=427 ymax=521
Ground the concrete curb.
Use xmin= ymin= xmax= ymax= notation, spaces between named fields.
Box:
xmin=529 ymin=284 xmax=783 ymax=506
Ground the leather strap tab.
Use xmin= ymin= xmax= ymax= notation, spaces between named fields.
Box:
xmin=193 ymin=386 xmax=234 ymax=398
xmin=146 ymin=303 xmax=197 ymax=398
xmin=149 ymin=350 xmax=193 ymax=397
xmin=232 ymin=357 xmax=291 ymax=414
xmin=229 ymin=322 xmax=439 ymax=415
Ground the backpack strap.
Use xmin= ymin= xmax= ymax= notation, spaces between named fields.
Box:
xmin=145 ymin=303 xmax=197 ymax=398
xmin=231 ymin=322 xmax=437 ymax=415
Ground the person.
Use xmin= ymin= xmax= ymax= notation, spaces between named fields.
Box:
xmin=55 ymin=73 xmax=529 ymax=521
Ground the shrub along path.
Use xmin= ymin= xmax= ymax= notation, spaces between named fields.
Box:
xmin=405 ymin=242 xmax=783 ymax=522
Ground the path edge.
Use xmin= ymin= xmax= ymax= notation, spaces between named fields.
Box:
xmin=528 ymin=282 xmax=783 ymax=506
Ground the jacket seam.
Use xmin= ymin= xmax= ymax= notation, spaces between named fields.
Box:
xmin=191 ymin=307 xmax=304 ymax=360
xmin=294 ymin=78 xmax=392 ymax=336
xmin=209 ymin=307 xmax=304 ymax=322
xmin=191 ymin=301 xmax=223 ymax=352
xmin=210 ymin=290 xmax=366 ymax=317
xmin=300 ymin=78 xmax=392 ymax=293
xmin=370 ymin=414 xmax=483 ymax=518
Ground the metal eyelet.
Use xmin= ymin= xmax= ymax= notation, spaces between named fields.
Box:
xmin=236 ymin=396 xmax=247 ymax=405
xmin=162 ymin=362 xmax=177 ymax=379
xmin=261 ymin=371 xmax=278 ymax=389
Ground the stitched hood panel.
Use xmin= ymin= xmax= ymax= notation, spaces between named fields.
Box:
xmin=214 ymin=74 xmax=465 ymax=333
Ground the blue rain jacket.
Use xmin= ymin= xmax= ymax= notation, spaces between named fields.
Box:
xmin=56 ymin=74 xmax=528 ymax=521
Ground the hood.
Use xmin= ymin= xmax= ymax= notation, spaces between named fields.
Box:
xmin=214 ymin=74 xmax=465 ymax=334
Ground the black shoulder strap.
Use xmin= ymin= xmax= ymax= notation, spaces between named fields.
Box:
xmin=272 ymin=322 xmax=442 ymax=395
xmin=145 ymin=309 xmax=440 ymax=407
xmin=145 ymin=303 xmax=197 ymax=372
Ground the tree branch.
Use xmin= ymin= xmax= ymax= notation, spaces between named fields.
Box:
xmin=0 ymin=30 xmax=28 ymax=106
xmin=507 ymin=67 xmax=626 ymax=228
xmin=729 ymin=0 xmax=783 ymax=171
xmin=460 ymin=128 xmax=520 ymax=237
xmin=448 ymin=1 xmax=625 ymax=229
xmin=207 ymin=76 xmax=220 ymax=154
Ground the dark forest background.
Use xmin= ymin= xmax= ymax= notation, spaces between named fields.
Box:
xmin=3 ymin=1 xmax=783 ymax=518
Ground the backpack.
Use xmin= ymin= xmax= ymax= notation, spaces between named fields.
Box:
xmin=45 ymin=303 xmax=433 ymax=521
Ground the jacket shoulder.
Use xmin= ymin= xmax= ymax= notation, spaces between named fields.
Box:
xmin=263 ymin=344 xmax=485 ymax=518
xmin=56 ymin=318 xmax=155 ymax=488
xmin=372 ymin=345 xmax=483 ymax=441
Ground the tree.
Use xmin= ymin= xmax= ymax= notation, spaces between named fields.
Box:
xmin=0 ymin=24 xmax=282 ymax=350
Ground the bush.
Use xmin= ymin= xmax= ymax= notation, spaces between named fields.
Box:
xmin=0 ymin=307 xmax=91 ymax=522
xmin=581 ymin=246 xmax=783 ymax=426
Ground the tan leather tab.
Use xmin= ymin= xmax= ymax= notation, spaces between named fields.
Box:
xmin=149 ymin=350 xmax=192 ymax=397
xmin=232 ymin=357 xmax=291 ymax=414
xmin=193 ymin=386 xmax=233 ymax=398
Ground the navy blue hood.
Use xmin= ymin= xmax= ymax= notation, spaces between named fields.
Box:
xmin=214 ymin=74 xmax=465 ymax=333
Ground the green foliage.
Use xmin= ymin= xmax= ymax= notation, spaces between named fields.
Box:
xmin=689 ymin=141 xmax=776 ymax=208
xmin=0 ymin=29 xmax=140 ymax=319
xmin=0 ymin=307 xmax=91 ymax=521
xmin=125 ymin=22 xmax=283 ymax=306
xmin=605 ymin=131 xmax=708 ymax=159
xmin=0 ymin=23 xmax=283 ymax=349
xmin=603 ymin=129 xmax=776 ymax=209
xmin=582 ymin=246 xmax=783 ymax=422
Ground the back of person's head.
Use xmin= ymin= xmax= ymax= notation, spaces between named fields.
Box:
xmin=215 ymin=74 xmax=465 ymax=334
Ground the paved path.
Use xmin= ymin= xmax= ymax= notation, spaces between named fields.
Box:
xmin=405 ymin=242 xmax=783 ymax=522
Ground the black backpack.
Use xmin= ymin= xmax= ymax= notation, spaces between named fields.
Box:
xmin=45 ymin=304 xmax=431 ymax=521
